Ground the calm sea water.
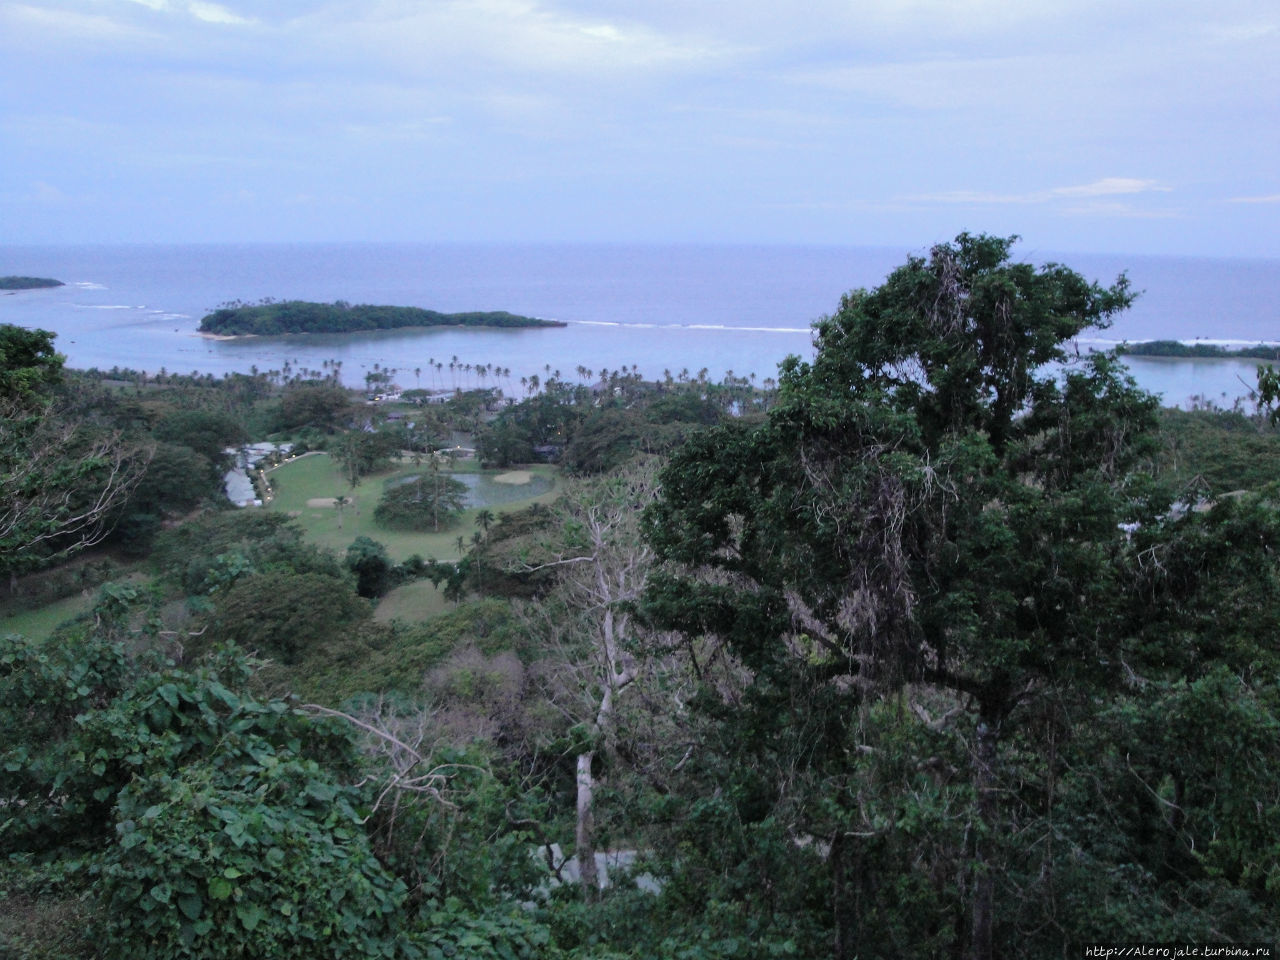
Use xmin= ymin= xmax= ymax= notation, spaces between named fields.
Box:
xmin=1 ymin=243 xmax=1276 ymax=407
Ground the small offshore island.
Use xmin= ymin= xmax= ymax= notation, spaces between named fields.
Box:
xmin=1117 ymin=339 xmax=1280 ymax=360
xmin=0 ymin=276 xmax=63 ymax=290
xmin=198 ymin=299 xmax=566 ymax=337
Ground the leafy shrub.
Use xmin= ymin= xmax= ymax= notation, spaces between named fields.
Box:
xmin=205 ymin=571 xmax=370 ymax=664
xmin=99 ymin=755 xmax=407 ymax=960
xmin=346 ymin=535 xmax=394 ymax=598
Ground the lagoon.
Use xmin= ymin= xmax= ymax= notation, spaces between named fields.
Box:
xmin=2 ymin=242 xmax=1276 ymax=407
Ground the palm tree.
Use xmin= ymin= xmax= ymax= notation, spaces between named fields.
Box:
xmin=334 ymin=494 xmax=350 ymax=530
xmin=474 ymin=508 xmax=495 ymax=537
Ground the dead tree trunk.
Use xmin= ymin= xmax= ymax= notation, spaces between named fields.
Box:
xmin=575 ymin=749 xmax=599 ymax=897
xmin=574 ymin=605 xmax=634 ymax=900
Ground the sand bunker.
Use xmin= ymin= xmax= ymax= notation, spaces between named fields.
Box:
xmin=306 ymin=497 xmax=357 ymax=508
xmin=492 ymin=471 xmax=532 ymax=485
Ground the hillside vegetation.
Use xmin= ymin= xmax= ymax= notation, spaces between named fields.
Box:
xmin=5 ymin=235 xmax=1280 ymax=959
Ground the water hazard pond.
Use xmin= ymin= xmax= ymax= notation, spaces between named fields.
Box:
xmin=392 ymin=470 xmax=555 ymax=508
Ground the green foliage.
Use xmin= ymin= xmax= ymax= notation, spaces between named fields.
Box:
xmin=475 ymin=415 xmax=536 ymax=467
xmin=279 ymin=381 xmax=355 ymax=432
xmin=151 ymin=509 xmax=294 ymax=569
xmin=129 ymin=441 xmax=224 ymax=515
xmin=1258 ymin=363 xmax=1280 ymax=425
xmin=0 ymin=332 xmax=153 ymax=574
xmin=99 ymin=749 xmax=406 ymax=960
xmin=346 ymin=535 xmax=394 ymax=598
xmin=334 ymin=428 xmax=402 ymax=486
xmin=639 ymin=234 xmax=1280 ymax=953
xmin=0 ymin=631 xmax=135 ymax=856
xmin=561 ymin=408 xmax=644 ymax=475
xmin=0 ymin=556 xmax=120 ymax=618
xmin=645 ymin=390 xmax=725 ymax=427
xmin=199 ymin=300 xmax=564 ymax=336
xmin=294 ymin=599 xmax=522 ymax=702
xmin=475 ymin=383 xmax=589 ymax=467
xmin=375 ymin=474 xmax=469 ymax=531
xmin=4 ymin=622 xmax=561 ymax=956
xmin=0 ymin=325 xmax=64 ymax=401
xmin=153 ymin=510 xmax=344 ymax=593
xmin=152 ymin=408 xmax=247 ymax=465
xmin=205 ymin=571 xmax=370 ymax=664
xmin=459 ymin=503 xmax=558 ymax=598
xmin=476 ymin=376 xmax=730 ymax=471
xmin=367 ymin=741 xmax=546 ymax=904
xmin=1155 ymin=407 xmax=1280 ymax=495
xmin=404 ymin=903 xmax=562 ymax=960
xmin=0 ymin=627 xmax=420 ymax=959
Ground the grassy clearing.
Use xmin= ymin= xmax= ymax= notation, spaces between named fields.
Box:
xmin=264 ymin=453 xmax=558 ymax=562
xmin=0 ymin=572 xmax=151 ymax=641
xmin=373 ymin=579 xmax=451 ymax=623
xmin=0 ymin=593 xmax=94 ymax=640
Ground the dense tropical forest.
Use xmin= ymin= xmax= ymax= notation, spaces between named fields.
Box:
xmin=198 ymin=300 xmax=565 ymax=336
xmin=3 ymin=236 xmax=1279 ymax=959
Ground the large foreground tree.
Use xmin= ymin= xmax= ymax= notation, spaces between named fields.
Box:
xmin=642 ymin=235 xmax=1278 ymax=957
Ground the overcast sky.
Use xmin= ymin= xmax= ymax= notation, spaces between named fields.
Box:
xmin=2 ymin=0 xmax=1277 ymax=255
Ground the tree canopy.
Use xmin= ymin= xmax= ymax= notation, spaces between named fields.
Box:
xmin=641 ymin=234 xmax=1278 ymax=956
xmin=0 ymin=325 xmax=64 ymax=401
xmin=374 ymin=472 xmax=469 ymax=532
xmin=0 ymin=325 xmax=151 ymax=575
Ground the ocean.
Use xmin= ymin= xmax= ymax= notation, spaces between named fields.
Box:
xmin=1 ymin=243 xmax=1277 ymax=408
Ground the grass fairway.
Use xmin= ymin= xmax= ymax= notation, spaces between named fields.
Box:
xmin=265 ymin=452 xmax=558 ymax=562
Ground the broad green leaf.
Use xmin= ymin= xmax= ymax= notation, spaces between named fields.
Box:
xmin=235 ymin=902 xmax=263 ymax=932
xmin=178 ymin=895 xmax=203 ymax=920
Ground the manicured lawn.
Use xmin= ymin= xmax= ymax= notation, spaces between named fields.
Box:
xmin=264 ymin=452 xmax=558 ymax=562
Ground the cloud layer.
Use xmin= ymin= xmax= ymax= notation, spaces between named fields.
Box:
xmin=1 ymin=0 xmax=1277 ymax=253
